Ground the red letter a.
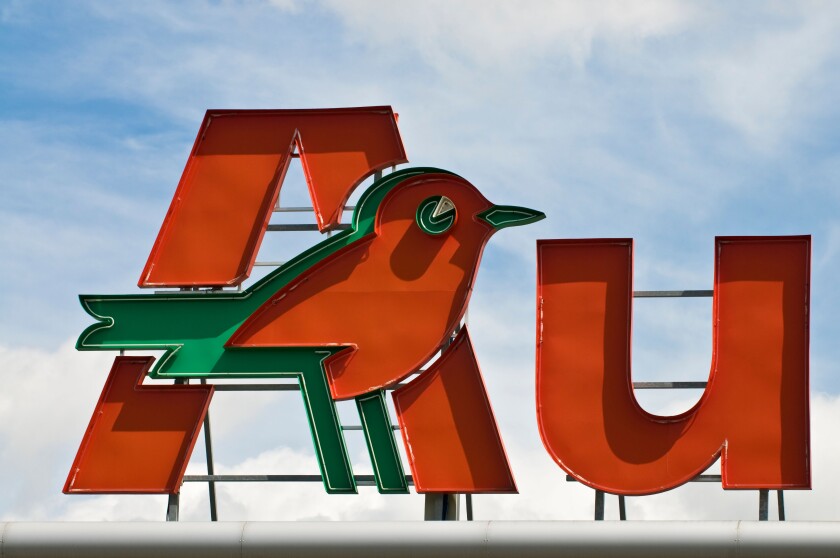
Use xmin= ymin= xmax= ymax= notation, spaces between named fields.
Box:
xmin=536 ymin=236 xmax=810 ymax=495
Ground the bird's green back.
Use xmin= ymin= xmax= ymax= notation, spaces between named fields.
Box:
xmin=76 ymin=167 xmax=458 ymax=379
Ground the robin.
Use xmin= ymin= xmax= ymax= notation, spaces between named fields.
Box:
xmin=77 ymin=167 xmax=544 ymax=494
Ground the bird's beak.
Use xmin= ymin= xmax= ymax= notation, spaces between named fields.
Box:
xmin=477 ymin=205 xmax=545 ymax=230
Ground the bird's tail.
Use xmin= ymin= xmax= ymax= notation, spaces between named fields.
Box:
xmin=76 ymin=294 xmax=171 ymax=351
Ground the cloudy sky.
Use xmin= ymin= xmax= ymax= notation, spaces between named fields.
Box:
xmin=2 ymin=0 xmax=840 ymax=522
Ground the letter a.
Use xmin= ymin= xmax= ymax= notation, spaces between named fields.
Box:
xmin=536 ymin=236 xmax=810 ymax=495
xmin=139 ymin=107 xmax=407 ymax=288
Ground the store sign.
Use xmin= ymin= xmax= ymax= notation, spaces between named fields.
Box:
xmin=537 ymin=237 xmax=811 ymax=495
xmin=65 ymin=107 xmax=810 ymax=498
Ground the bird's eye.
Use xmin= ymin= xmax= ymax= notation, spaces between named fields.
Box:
xmin=416 ymin=195 xmax=457 ymax=235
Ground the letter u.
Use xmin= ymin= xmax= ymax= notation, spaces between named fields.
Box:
xmin=536 ymin=237 xmax=810 ymax=495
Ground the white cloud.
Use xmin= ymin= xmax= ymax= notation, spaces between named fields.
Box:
xmin=0 ymin=119 xmax=183 ymax=346
xmin=322 ymin=0 xmax=696 ymax=72
xmin=267 ymin=0 xmax=305 ymax=13
xmin=698 ymin=5 xmax=840 ymax=151
xmin=318 ymin=0 xmax=840 ymax=155
xmin=0 ymin=342 xmax=115 ymax=519
xmin=3 ymin=1 xmax=396 ymax=125
xmin=184 ymin=447 xmax=416 ymax=521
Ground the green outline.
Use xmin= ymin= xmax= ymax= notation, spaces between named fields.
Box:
xmin=356 ymin=391 xmax=409 ymax=494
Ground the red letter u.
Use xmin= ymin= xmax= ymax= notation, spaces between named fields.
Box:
xmin=536 ymin=236 xmax=810 ymax=495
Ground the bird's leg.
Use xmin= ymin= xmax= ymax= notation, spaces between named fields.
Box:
xmin=208 ymin=348 xmax=357 ymax=494
xmin=297 ymin=360 xmax=358 ymax=494
xmin=355 ymin=390 xmax=409 ymax=494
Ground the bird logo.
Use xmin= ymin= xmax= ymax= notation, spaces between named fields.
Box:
xmin=71 ymin=166 xmax=542 ymax=495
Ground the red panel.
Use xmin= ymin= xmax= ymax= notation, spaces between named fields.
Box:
xmin=140 ymin=107 xmax=407 ymax=288
xmin=536 ymin=236 xmax=810 ymax=495
xmin=64 ymin=356 xmax=214 ymax=494
xmin=228 ymin=174 xmax=495 ymax=399
xmin=393 ymin=328 xmax=516 ymax=493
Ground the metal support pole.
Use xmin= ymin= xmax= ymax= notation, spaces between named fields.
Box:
xmin=166 ymin=494 xmax=179 ymax=522
xmin=778 ymin=490 xmax=786 ymax=521
xmin=594 ymin=490 xmax=605 ymax=521
xmin=759 ymin=489 xmax=769 ymax=521
xmin=424 ymin=494 xmax=460 ymax=521
xmin=465 ymin=494 xmax=473 ymax=521
xmin=590 ymin=492 xmax=624 ymax=520
xmin=200 ymin=379 xmax=218 ymax=521
xmin=165 ymin=378 xmax=187 ymax=522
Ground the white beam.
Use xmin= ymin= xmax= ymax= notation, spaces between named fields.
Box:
xmin=1 ymin=521 xmax=839 ymax=558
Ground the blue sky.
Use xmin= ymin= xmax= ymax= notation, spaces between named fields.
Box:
xmin=2 ymin=0 xmax=840 ymax=521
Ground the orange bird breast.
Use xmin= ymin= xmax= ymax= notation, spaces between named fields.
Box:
xmin=228 ymin=176 xmax=493 ymax=399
